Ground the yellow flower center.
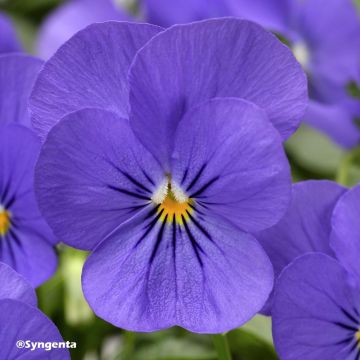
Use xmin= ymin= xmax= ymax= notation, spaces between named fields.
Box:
xmin=158 ymin=189 xmax=193 ymax=225
xmin=152 ymin=177 xmax=193 ymax=225
xmin=355 ymin=330 xmax=360 ymax=345
xmin=0 ymin=209 xmax=10 ymax=236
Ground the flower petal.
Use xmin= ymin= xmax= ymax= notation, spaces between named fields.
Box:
xmin=257 ymin=180 xmax=346 ymax=313
xmin=129 ymin=18 xmax=307 ymax=164
xmin=303 ymin=100 xmax=360 ymax=149
xmin=30 ymin=21 xmax=163 ymax=142
xmin=296 ymin=0 xmax=360 ymax=86
xmin=273 ymin=254 xmax=360 ymax=360
xmin=0 ymin=124 xmax=57 ymax=287
xmin=35 ymin=108 xmax=164 ymax=251
xmin=37 ymin=0 xmax=130 ymax=59
xmin=0 ymin=54 xmax=43 ymax=127
xmin=171 ymin=98 xmax=291 ymax=232
xmin=82 ymin=206 xmax=273 ymax=333
xmin=226 ymin=0 xmax=294 ymax=35
xmin=0 ymin=12 xmax=22 ymax=53
xmin=331 ymin=184 xmax=360 ymax=286
xmin=143 ymin=0 xmax=230 ymax=27
xmin=0 ymin=299 xmax=70 ymax=359
xmin=0 ymin=262 xmax=37 ymax=306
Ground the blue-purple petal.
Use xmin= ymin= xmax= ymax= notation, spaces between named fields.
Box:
xmin=35 ymin=108 xmax=164 ymax=251
xmin=273 ymin=254 xmax=360 ymax=360
xmin=129 ymin=18 xmax=307 ymax=165
xmin=82 ymin=207 xmax=273 ymax=333
xmin=30 ymin=21 xmax=163 ymax=142
xmin=170 ymin=98 xmax=291 ymax=232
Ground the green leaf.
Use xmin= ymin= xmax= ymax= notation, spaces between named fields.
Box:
xmin=227 ymin=328 xmax=278 ymax=360
xmin=286 ymin=124 xmax=346 ymax=178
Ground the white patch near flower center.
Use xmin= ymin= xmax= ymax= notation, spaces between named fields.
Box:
xmin=151 ymin=177 xmax=189 ymax=205
xmin=293 ymin=41 xmax=310 ymax=69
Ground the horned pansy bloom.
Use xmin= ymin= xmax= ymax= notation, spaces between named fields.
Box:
xmin=31 ymin=19 xmax=307 ymax=332
xmin=267 ymin=184 xmax=360 ymax=358
xmin=0 ymin=54 xmax=57 ymax=287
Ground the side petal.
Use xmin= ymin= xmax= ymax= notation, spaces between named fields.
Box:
xmin=82 ymin=206 xmax=273 ymax=333
xmin=0 ymin=299 xmax=70 ymax=359
xmin=37 ymin=0 xmax=130 ymax=59
xmin=129 ymin=18 xmax=307 ymax=165
xmin=0 ymin=124 xmax=57 ymax=287
xmin=35 ymin=108 xmax=164 ymax=251
xmin=30 ymin=21 xmax=163 ymax=142
xmin=272 ymin=254 xmax=360 ymax=360
xmin=257 ymin=180 xmax=346 ymax=313
xmin=0 ymin=12 xmax=22 ymax=53
xmin=0 ymin=54 xmax=43 ymax=127
xmin=331 ymin=184 xmax=360 ymax=286
xmin=171 ymin=98 xmax=291 ymax=232
xmin=0 ymin=262 xmax=37 ymax=306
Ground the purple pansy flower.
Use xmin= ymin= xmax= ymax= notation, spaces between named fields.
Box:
xmin=0 ymin=12 xmax=21 ymax=54
xmin=0 ymin=54 xmax=57 ymax=286
xmin=36 ymin=0 xmax=131 ymax=59
xmin=230 ymin=0 xmax=360 ymax=147
xmin=256 ymin=180 xmax=346 ymax=313
xmin=31 ymin=19 xmax=307 ymax=332
xmin=0 ymin=262 xmax=70 ymax=359
xmin=269 ymin=184 xmax=360 ymax=358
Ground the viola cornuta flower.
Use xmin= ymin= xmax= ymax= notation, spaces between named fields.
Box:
xmin=0 ymin=262 xmax=70 ymax=359
xmin=0 ymin=12 xmax=21 ymax=54
xmin=0 ymin=54 xmax=57 ymax=287
xmin=256 ymin=180 xmax=346 ymax=313
xmin=272 ymin=184 xmax=360 ymax=359
xmin=31 ymin=19 xmax=307 ymax=332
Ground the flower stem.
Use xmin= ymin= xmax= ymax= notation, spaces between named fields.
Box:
xmin=211 ymin=333 xmax=232 ymax=360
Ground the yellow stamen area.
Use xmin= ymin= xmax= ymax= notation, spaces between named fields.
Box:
xmin=355 ymin=330 xmax=360 ymax=345
xmin=158 ymin=189 xmax=193 ymax=225
xmin=0 ymin=209 xmax=10 ymax=237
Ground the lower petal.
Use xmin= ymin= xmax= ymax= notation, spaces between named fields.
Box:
xmin=82 ymin=206 xmax=273 ymax=333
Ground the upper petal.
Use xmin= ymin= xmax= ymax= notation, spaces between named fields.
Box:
xmin=272 ymin=254 xmax=360 ymax=360
xmin=37 ymin=0 xmax=130 ymax=59
xmin=129 ymin=18 xmax=307 ymax=165
xmin=0 ymin=299 xmax=70 ymax=359
xmin=331 ymin=184 xmax=360 ymax=286
xmin=0 ymin=54 xmax=43 ymax=127
xmin=30 ymin=21 xmax=163 ymax=142
xmin=0 ymin=262 xmax=37 ymax=306
xmin=82 ymin=205 xmax=273 ymax=333
xmin=171 ymin=98 xmax=291 ymax=232
xmin=35 ymin=108 xmax=164 ymax=251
